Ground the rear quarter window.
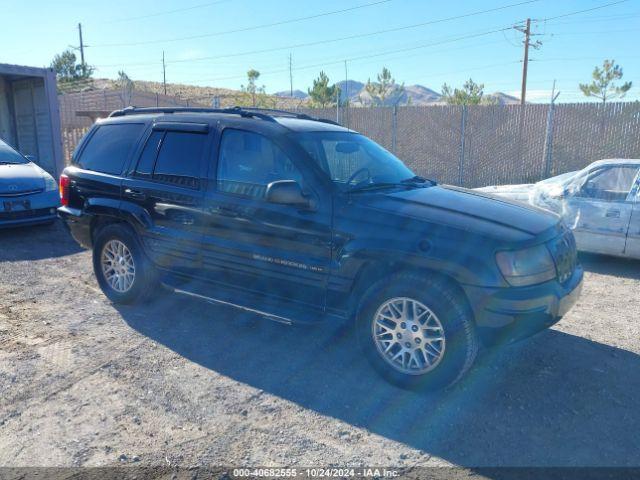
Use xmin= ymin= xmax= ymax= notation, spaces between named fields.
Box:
xmin=77 ymin=123 xmax=145 ymax=175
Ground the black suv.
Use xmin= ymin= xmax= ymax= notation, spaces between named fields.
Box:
xmin=59 ymin=107 xmax=583 ymax=390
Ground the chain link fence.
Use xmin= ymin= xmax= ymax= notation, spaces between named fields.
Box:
xmin=297 ymin=103 xmax=640 ymax=187
xmin=58 ymin=97 xmax=640 ymax=187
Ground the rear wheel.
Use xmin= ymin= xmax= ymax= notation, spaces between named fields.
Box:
xmin=356 ymin=273 xmax=478 ymax=391
xmin=92 ymin=223 xmax=158 ymax=304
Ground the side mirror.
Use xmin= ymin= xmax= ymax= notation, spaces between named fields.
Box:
xmin=25 ymin=154 xmax=36 ymax=162
xmin=266 ymin=180 xmax=310 ymax=208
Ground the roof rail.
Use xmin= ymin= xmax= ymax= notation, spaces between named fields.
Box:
xmin=108 ymin=106 xmax=277 ymax=122
xmin=108 ymin=105 xmax=342 ymax=126
xmin=232 ymin=107 xmax=341 ymax=126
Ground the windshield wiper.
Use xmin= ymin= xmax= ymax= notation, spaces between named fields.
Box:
xmin=347 ymin=182 xmax=426 ymax=193
xmin=401 ymin=175 xmax=437 ymax=185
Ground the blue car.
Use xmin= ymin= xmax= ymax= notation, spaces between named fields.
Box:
xmin=0 ymin=138 xmax=59 ymax=228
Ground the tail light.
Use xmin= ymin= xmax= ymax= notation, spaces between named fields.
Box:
xmin=59 ymin=174 xmax=70 ymax=207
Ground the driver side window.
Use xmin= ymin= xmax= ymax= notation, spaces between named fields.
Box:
xmin=217 ymin=129 xmax=303 ymax=199
xmin=577 ymin=166 xmax=639 ymax=202
xmin=322 ymin=140 xmax=371 ymax=183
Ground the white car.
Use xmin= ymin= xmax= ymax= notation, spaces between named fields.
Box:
xmin=477 ymin=159 xmax=640 ymax=259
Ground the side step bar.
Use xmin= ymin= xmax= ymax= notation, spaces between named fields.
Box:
xmin=168 ymin=285 xmax=294 ymax=325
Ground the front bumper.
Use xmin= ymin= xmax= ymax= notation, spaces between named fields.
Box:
xmin=463 ymin=265 xmax=584 ymax=346
xmin=0 ymin=190 xmax=59 ymax=229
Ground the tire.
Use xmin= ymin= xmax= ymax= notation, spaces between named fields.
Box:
xmin=92 ymin=223 xmax=158 ymax=305
xmin=356 ymin=273 xmax=478 ymax=391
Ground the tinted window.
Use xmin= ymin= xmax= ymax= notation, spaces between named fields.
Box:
xmin=217 ymin=129 xmax=303 ymax=199
xmin=293 ymin=131 xmax=414 ymax=189
xmin=153 ymin=131 xmax=206 ymax=189
xmin=77 ymin=123 xmax=144 ymax=175
xmin=135 ymin=131 xmax=164 ymax=177
xmin=0 ymin=139 xmax=28 ymax=164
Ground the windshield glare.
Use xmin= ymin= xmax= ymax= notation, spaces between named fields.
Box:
xmin=292 ymin=131 xmax=415 ymax=189
xmin=0 ymin=140 xmax=28 ymax=165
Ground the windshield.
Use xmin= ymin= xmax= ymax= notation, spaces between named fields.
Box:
xmin=0 ymin=140 xmax=29 ymax=165
xmin=539 ymin=170 xmax=578 ymax=186
xmin=292 ymin=131 xmax=417 ymax=190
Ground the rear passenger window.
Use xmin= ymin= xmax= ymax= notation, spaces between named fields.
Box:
xmin=77 ymin=123 xmax=144 ymax=175
xmin=153 ymin=131 xmax=206 ymax=189
xmin=135 ymin=131 xmax=163 ymax=178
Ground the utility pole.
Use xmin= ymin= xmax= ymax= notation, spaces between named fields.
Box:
xmin=77 ymin=23 xmax=86 ymax=76
xmin=289 ymin=53 xmax=293 ymax=98
xmin=519 ymin=18 xmax=530 ymax=105
xmin=162 ymin=51 xmax=167 ymax=95
xmin=515 ymin=18 xmax=542 ymax=105
xmin=542 ymin=79 xmax=561 ymax=178
xmin=344 ymin=60 xmax=349 ymax=128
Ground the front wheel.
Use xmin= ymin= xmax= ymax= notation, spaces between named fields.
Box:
xmin=356 ymin=274 xmax=478 ymax=391
xmin=92 ymin=223 xmax=158 ymax=304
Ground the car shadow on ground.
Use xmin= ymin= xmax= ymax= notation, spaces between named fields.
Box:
xmin=579 ymin=252 xmax=640 ymax=280
xmin=0 ymin=220 xmax=83 ymax=262
xmin=118 ymin=292 xmax=640 ymax=468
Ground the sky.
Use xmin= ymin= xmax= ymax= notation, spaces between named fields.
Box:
xmin=1 ymin=0 xmax=638 ymax=103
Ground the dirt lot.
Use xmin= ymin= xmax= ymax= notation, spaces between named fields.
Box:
xmin=1 ymin=221 xmax=639 ymax=469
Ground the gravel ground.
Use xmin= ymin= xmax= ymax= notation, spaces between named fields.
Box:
xmin=0 ymin=221 xmax=639 ymax=469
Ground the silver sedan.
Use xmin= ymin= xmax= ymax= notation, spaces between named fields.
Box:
xmin=477 ymin=159 xmax=640 ymax=259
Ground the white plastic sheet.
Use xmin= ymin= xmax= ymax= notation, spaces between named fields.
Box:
xmin=476 ymin=160 xmax=640 ymax=258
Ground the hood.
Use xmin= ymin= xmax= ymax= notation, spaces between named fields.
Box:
xmin=362 ymin=185 xmax=559 ymax=238
xmin=0 ymin=162 xmax=47 ymax=195
xmin=474 ymin=183 xmax=535 ymax=203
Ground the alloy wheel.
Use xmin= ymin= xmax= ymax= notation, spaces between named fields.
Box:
xmin=372 ymin=297 xmax=446 ymax=375
xmin=101 ymin=239 xmax=136 ymax=293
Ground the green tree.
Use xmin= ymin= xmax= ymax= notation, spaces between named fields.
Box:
xmin=308 ymin=71 xmax=340 ymax=108
xmin=579 ymin=59 xmax=632 ymax=103
xmin=441 ymin=79 xmax=495 ymax=105
xmin=363 ymin=67 xmax=404 ymax=106
xmin=50 ymin=49 xmax=94 ymax=87
xmin=236 ymin=69 xmax=272 ymax=107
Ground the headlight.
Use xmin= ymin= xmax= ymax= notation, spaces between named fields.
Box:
xmin=496 ymin=244 xmax=556 ymax=286
xmin=44 ymin=175 xmax=58 ymax=192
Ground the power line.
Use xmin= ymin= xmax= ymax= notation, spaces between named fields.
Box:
xmin=541 ymin=11 xmax=640 ymax=26
xmin=89 ymin=0 xmax=395 ymax=48
xmin=104 ymin=0 xmax=230 ymax=24
xmin=533 ymin=0 xmax=630 ymax=22
xmin=94 ymin=0 xmax=543 ymax=68
xmin=543 ymin=27 xmax=640 ymax=36
xmin=186 ymin=26 xmax=517 ymax=84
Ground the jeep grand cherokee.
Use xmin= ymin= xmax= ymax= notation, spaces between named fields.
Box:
xmin=58 ymin=107 xmax=583 ymax=390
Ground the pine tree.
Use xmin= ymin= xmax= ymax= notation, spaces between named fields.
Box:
xmin=441 ymin=79 xmax=495 ymax=105
xmin=363 ymin=67 xmax=404 ymax=106
xmin=579 ymin=59 xmax=632 ymax=103
xmin=308 ymin=71 xmax=340 ymax=108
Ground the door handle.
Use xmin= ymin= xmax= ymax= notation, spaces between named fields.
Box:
xmin=606 ymin=209 xmax=620 ymax=218
xmin=124 ymin=188 xmax=146 ymax=200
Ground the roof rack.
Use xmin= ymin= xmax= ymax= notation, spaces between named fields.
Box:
xmin=108 ymin=105 xmax=341 ymax=126
xmin=109 ymin=106 xmax=275 ymax=122
xmin=231 ymin=107 xmax=341 ymax=126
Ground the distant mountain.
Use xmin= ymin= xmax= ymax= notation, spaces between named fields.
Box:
xmin=340 ymin=81 xmax=441 ymax=106
xmin=335 ymin=80 xmax=365 ymax=103
xmin=334 ymin=79 xmax=519 ymax=106
xmin=399 ymin=85 xmax=442 ymax=105
xmin=488 ymin=92 xmax=520 ymax=105
xmin=274 ymin=89 xmax=308 ymax=99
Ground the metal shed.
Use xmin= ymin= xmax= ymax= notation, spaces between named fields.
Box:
xmin=0 ymin=63 xmax=63 ymax=177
